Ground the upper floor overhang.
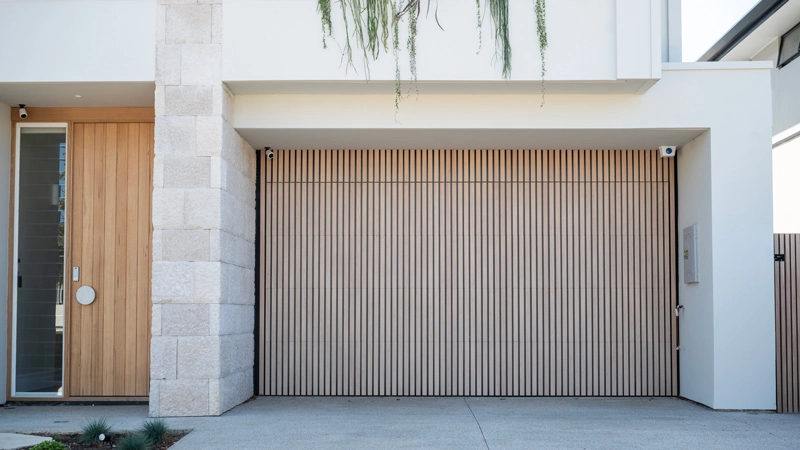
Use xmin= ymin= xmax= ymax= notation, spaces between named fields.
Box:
xmin=699 ymin=0 xmax=800 ymax=62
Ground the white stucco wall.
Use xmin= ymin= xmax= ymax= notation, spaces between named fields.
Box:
xmin=222 ymin=0 xmax=659 ymax=83
xmin=0 ymin=0 xmax=155 ymax=82
xmin=752 ymin=42 xmax=800 ymax=233
xmin=772 ymin=59 xmax=800 ymax=137
xmin=0 ymin=102 xmax=10 ymax=405
xmin=774 ymin=138 xmax=800 ymax=233
xmin=676 ymin=131 xmax=714 ymax=407
xmin=234 ymin=63 xmax=777 ymax=409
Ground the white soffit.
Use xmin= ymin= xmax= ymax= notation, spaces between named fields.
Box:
xmin=237 ymin=128 xmax=706 ymax=151
xmin=0 ymin=82 xmax=155 ymax=108
xmin=722 ymin=1 xmax=800 ymax=61
xmin=225 ymin=80 xmax=655 ymax=96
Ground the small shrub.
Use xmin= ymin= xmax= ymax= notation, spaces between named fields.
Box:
xmin=117 ymin=433 xmax=150 ymax=450
xmin=31 ymin=441 xmax=67 ymax=450
xmin=79 ymin=418 xmax=112 ymax=443
xmin=139 ymin=418 xmax=169 ymax=444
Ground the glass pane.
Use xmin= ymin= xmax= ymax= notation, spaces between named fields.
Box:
xmin=14 ymin=127 xmax=66 ymax=395
xmin=779 ymin=24 xmax=800 ymax=67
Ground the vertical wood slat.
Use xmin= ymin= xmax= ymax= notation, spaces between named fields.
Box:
xmin=259 ymin=149 xmax=677 ymax=397
xmin=775 ymin=234 xmax=800 ymax=413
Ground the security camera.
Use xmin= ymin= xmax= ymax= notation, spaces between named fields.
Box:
xmin=659 ymin=145 xmax=677 ymax=158
xmin=265 ymin=148 xmax=274 ymax=160
xmin=18 ymin=104 xmax=27 ymax=119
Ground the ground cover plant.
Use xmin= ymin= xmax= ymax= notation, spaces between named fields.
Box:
xmin=25 ymin=418 xmax=186 ymax=450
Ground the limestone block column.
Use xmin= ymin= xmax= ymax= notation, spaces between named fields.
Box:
xmin=150 ymin=0 xmax=256 ymax=417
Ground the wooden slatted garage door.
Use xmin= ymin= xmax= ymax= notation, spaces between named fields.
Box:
xmin=257 ymin=149 xmax=677 ymax=396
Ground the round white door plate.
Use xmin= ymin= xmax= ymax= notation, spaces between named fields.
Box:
xmin=76 ymin=286 xmax=96 ymax=305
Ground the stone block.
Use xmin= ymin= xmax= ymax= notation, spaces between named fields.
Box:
xmin=165 ymin=85 xmax=213 ymax=116
xmin=163 ymin=155 xmax=210 ymax=189
xmin=152 ymin=189 xmax=185 ymax=229
xmin=211 ymin=5 xmax=222 ymax=44
xmin=158 ymin=379 xmax=210 ymax=417
xmin=156 ymin=6 xmax=167 ymax=44
xmin=181 ymin=44 xmax=222 ymax=86
xmin=219 ymin=369 xmax=253 ymax=414
xmin=220 ymin=192 xmax=246 ymax=239
xmin=210 ymin=230 xmax=221 ymax=261
xmin=221 ymin=123 xmax=253 ymax=176
xmin=208 ymin=379 xmax=221 ymax=416
xmin=153 ymin=230 xmax=163 ymax=262
xmin=162 ymin=229 xmax=210 ymax=261
xmin=152 ymin=262 xmax=194 ymax=303
xmin=244 ymin=206 xmax=256 ymax=243
xmin=152 ymin=303 xmax=163 ymax=336
xmin=156 ymin=44 xmax=181 ymax=86
xmin=165 ymin=5 xmax=212 ymax=44
xmin=210 ymin=304 xmax=254 ymax=336
xmin=213 ymin=85 xmax=234 ymax=123
xmin=153 ymin=155 xmax=164 ymax=189
xmin=162 ymin=304 xmax=210 ymax=336
xmin=194 ymin=262 xmax=222 ymax=303
xmin=155 ymin=85 xmax=166 ymax=116
xmin=220 ymin=333 xmax=254 ymax=378
xmin=219 ymin=231 xmax=256 ymax=270
xmin=150 ymin=336 xmax=177 ymax=379
xmin=220 ymin=262 xmax=255 ymax=305
xmin=196 ymin=116 xmax=223 ymax=157
xmin=184 ymin=189 xmax=221 ymax=229
xmin=223 ymin=165 xmax=256 ymax=210
xmin=149 ymin=380 xmax=160 ymax=417
xmin=177 ymin=336 xmax=221 ymax=379
xmin=210 ymin=157 xmax=222 ymax=189
xmin=155 ymin=116 xmax=195 ymax=155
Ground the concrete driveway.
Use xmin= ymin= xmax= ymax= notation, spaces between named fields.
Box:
xmin=1 ymin=397 xmax=798 ymax=449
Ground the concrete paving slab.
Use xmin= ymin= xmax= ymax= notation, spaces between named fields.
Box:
xmin=2 ymin=398 xmax=798 ymax=449
xmin=0 ymin=404 xmax=206 ymax=434
xmin=0 ymin=433 xmax=51 ymax=450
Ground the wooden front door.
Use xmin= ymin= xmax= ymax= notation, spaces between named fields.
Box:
xmin=67 ymin=123 xmax=153 ymax=397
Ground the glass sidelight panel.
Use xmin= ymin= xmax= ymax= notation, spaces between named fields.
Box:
xmin=12 ymin=125 xmax=67 ymax=397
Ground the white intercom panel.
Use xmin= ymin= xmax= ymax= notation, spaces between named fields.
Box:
xmin=683 ymin=224 xmax=699 ymax=284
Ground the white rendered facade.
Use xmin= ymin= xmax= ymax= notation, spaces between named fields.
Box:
xmin=0 ymin=0 xmax=778 ymax=414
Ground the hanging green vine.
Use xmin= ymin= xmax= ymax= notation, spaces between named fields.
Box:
xmin=316 ymin=0 xmax=547 ymax=109
xmin=487 ymin=0 xmax=511 ymax=78
xmin=535 ymin=0 xmax=548 ymax=106
xmin=476 ymin=0 xmax=483 ymax=53
xmin=317 ymin=0 xmax=333 ymax=48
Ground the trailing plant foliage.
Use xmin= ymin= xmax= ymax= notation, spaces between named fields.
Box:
xmin=487 ymin=0 xmax=511 ymax=78
xmin=317 ymin=0 xmax=547 ymax=108
xmin=535 ymin=0 xmax=548 ymax=104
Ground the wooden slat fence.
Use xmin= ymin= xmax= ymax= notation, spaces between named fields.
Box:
xmin=775 ymin=233 xmax=800 ymax=413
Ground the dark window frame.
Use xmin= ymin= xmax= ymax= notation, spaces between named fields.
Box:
xmin=777 ymin=21 xmax=800 ymax=68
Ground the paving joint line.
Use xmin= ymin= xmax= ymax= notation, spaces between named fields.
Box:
xmin=464 ymin=398 xmax=490 ymax=450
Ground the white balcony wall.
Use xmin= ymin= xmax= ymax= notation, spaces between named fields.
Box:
xmin=0 ymin=0 xmax=155 ymax=83
xmin=223 ymin=0 xmax=660 ymax=87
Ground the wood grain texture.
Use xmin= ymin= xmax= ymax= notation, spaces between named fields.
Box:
xmin=11 ymin=108 xmax=154 ymax=124
xmin=775 ymin=234 xmax=799 ymax=413
xmin=258 ymin=149 xmax=678 ymax=396
xmin=67 ymin=123 xmax=153 ymax=397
